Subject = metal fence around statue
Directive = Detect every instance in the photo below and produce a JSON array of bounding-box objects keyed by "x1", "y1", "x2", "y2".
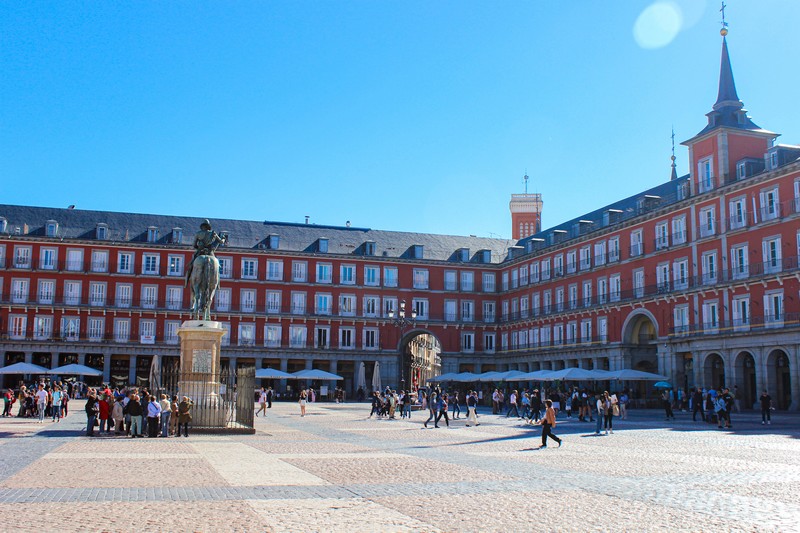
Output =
[{"x1": 154, "y1": 363, "x2": 255, "y2": 433}]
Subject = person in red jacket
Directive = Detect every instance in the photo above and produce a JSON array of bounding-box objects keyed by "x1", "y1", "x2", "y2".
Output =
[{"x1": 98, "y1": 393, "x2": 112, "y2": 433}]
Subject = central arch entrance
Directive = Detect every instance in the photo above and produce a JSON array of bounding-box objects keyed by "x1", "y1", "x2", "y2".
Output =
[
  {"x1": 621, "y1": 311, "x2": 659, "y2": 399},
  {"x1": 400, "y1": 330, "x2": 442, "y2": 391}
]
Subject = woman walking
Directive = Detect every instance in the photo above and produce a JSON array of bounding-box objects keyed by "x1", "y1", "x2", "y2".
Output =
[
  {"x1": 299, "y1": 389, "x2": 308, "y2": 417},
  {"x1": 536, "y1": 399, "x2": 562, "y2": 448},
  {"x1": 256, "y1": 388, "x2": 268, "y2": 417}
]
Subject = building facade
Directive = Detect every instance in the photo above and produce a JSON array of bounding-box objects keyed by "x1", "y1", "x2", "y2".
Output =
[{"x1": 2, "y1": 32, "x2": 799, "y2": 409}]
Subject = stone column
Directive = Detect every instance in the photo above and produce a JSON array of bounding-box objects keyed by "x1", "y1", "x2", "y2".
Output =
[
  {"x1": 790, "y1": 345, "x2": 800, "y2": 411},
  {"x1": 24, "y1": 352, "x2": 33, "y2": 365},
  {"x1": 128, "y1": 355, "x2": 138, "y2": 386},
  {"x1": 280, "y1": 358, "x2": 289, "y2": 395},
  {"x1": 177, "y1": 320, "x2": 227, "y2": 428},
  {"x1": 102, "y1": 352, "x2": 112, "y2": 385}
]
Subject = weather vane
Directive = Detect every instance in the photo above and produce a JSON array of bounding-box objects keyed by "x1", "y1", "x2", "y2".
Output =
[{"x1": 720, "y1": 2, "x2": 729, "y2": 36}]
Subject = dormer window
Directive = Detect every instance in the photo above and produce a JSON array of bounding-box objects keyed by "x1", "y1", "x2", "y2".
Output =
[
  {"x1": 318, "y1": 238, "x2": 329, "y2": 253},
  {"x1": 172, "y1": 228, "x2": 183, "y2": 244},
  {"x1": 364, "y1": 241, "x2": 376, "y2": 256},
  {"x1": 413, "y1": 245, "x2": 424, "y2": 259},
  {"x1": 147, "y1": 227, "x2": 159, "y2": 243},
  {"x1": 268, "y1": 234, "x2": 280, "y2": 250},
  {"x1": 0, "y1": 217, "x2": 7, "y2": 233},
  {"x1": 481, "y1": 250, "x2": 491, "y2": 263},
  {"x1": 736, "y1": 161, "x2": 746, "y2": 180},
  {"x1": 769, "y1": 151, "x2": 779, "y2": 170},
  {"x1": 46, "y1": 220, "x2": 58, "y2": 237},
  {"x1": 459, "y1": 248, "x2": 469, "y2": 262},
  {"x1": 96, "y1": 224, "x2": 108, "y2": 240}
]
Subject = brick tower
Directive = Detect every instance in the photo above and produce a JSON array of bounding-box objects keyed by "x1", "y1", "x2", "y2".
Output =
[{"x1": 509, "y1": 174, "x2": 543, "y2": 239}]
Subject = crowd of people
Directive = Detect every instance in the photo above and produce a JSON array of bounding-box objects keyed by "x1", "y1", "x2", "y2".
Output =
[{"x1": 3, "y1": 381, "x2": 74, "y2": 421}]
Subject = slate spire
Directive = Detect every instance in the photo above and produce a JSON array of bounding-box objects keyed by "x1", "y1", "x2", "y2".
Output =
[{"x1": 714, "y1": 37, "x2": 740, "y2": 110}]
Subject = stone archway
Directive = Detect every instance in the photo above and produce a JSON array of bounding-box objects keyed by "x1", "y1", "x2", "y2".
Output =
[
  {"x1": 621, "y1": 310, "x2": 659, "y2": 397},
  {"x1": 766, "y1": 349, "x2": 792, "y2": 410},
  {"x1": 733, "y1": 351, "x2": 757, "y2": 409},
  {"x1": 703, "y1": 353, "x2": 726, "y2": 390},
  {"x1": 400, "y1": 330, "x2": 442, "y2": 391}
]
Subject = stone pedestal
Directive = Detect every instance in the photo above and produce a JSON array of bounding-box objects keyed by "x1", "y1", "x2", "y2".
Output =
[{"x1": 178, "y1": 320, "x2": 227, "y2": 428}]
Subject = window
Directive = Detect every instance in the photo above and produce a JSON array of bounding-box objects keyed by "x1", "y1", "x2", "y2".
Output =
[
  {"x1": 289, "y1": 325, "x2": 307, "y2": 348},
  {"x1": 13, "y1": 246, "x2": 31, "y2": 269},
  {"x1": 147, "y1": 227, "x2": 159, "y2": 242},
  {"x1": 172, "y1": 228, "x2": 183, "y2": 244},
  {"x1": 519, "y1": 266, "x2": 528, "y2": 286},
  {"x1": 597, "y1": 278, "x2": 608, "y2": 305},
  {"x1": 239, "y1": 323, "x2": 256, "y2": 346},
  {"x1": 61, "y1": 317, "x2": 80, "y2": 341},
  {"x1": 215, "y1": 288, "x2": 231, "y2": 312},
  {"x1": 317, "y1": 238, "x2": 328, "y2": 253},
  {"x1": 511, "y1": 298, "x2": 519, "y2": 319},
  {"x1": 114, "y1": 319, "x2": 130, "y2": 343},
  {"x1": 265, "y1": 325, "x2": 282, "y2": 347},
  {"x1": 731, "y1": 244, "x2": 749, "y2": 280},
  {"x1": 530, "y1": 263, "x2": 539, "y2": 283},
  {"x1": 383, "y1": 267, "x2": 398, "y2": 287},
  {"x1": 9, "y1": 315, "x2": 27, "y2": 339},
  {"x1": 732, "y1": 296, "x2": 749, "y2": 329},
  {"x1": 579, "y1": 247, "x2": 591, "y2": 270},
  {"x1": 115, "y1": 284, "x2": 132, "y2": 307},
  {"x1": 34, "y1": 316, "x2": 52, "y2": 340},
  {"x1": 597, "y1": 316, "x2": 607, "y2": 343},
  {"x1": 581, "y1": 319, "x2": 592, "y2": 343},
  {"x1": 339, "y1": 294, "x2": 356, "y2": 316},
  {"x1": 165, "y1": 321, "x2": 179, "y2": 344},
  {"x1": 556, "y1": 287, "x2": 565, "y2": 312},
  {"x1": 461, "y1": 332, "x2": 475, "y2": 353},
  {"x1": 553, "y1": 324, "x2": 563, "y2": 345},
  {"x1": 541, "y1": 259, "x2": 551, "y2": 281},
  {"x1": 444, "y1": 271, "x2": 457, "y2": 291},
  {"x1": 241, "y1": 289, "x2": 256, "y2": 312},
  {"x1": 290, "y1": 292, "x2": 306, "y2": 314},
  {"x1": 762, "y1": 237, "x2": 782, "y2": 274},
  {"x1": 412, "y1": 269, "x2": 429, "y2": 289},
  {"x1": 672, "y1": 216, "x2": 686, "y2": 245},
  {"x1": 760, "y1": 187, "x2": 779, "y2": 221},
  {"x1": 566, "y1": 250, "x2": 577, "y2": 273},
  {"x1": 412, "y1": 298, "x2": 429, "y2": 320},
  {"x1": 655, "y1": 222, "x2": 669, "y2": 250},
  {"x1": 339, "y1": 327, "x2": 355, "y2": 349},
  {"x1": 594, "y1": 242, "x2": 606, "y2": 267},
  {"x1": 608, "y1": 237, "x2": 620, "y2": 262},
  {"x1": 340, "y1": 265, "x2": 355, "y2": 285},
  {"x1": 66, "y1": 249, "x2": 83, "y2": 272},
  {"x1": 673, "y1": 259, "x2": 689, "y2": 290},
  {"x1": 702, "y1": 301, "x2": 719, "y2": 331},
  {"x1": 242, "y1": 258, "x2": 258, "y2": 279},
  {"x1": 89, "y1": 282, "x2": 106, "y2": 306},
  {"x1": 267, "y1": 260, "x2": 284, "y2": 281},
  {"x1": 699, "y1": 207, "x2": 715, "y2": 238},
  {"x1": 610, "y1": 274, "x2": 621, "y2": 302},
  {"x1": 444, "y1": 300, "x2": 457, "y2": 321},
  {"x1": 266, "y1": 291, "x2": 282, "y2": 314},
  {"x1": 315, "y1": 293, "x2": 332, "y2": 315},
  {"x1": 764, "y1": 291, "x2": 783, "y2": 326},
  {"x1": 38, "y1": 280, "x2": 54, "y2": 305},
  {"x1": 139, "y1": 285, "x2": 156, "y2": 309},
  {"x1": 363, "y1": 296, "x2": 380, "y2": 317},
  {"x1": 364, "y1": 266, "x2": 380, "y2": 286},
  {"x1": 520, "y1": 296, "x2": 529, "y2": 318},
  {"x1": 382, "y1": 297, "x2": 397, "y2": 318},
  {"x1": 96, "y1": 225, "x2": 108, "y2": 240},
  {"x1": 45, "y1": 221, "x2": 58, "y2": 237},
  {"x1": 64, "y1": 281, "x2": 81, "y2": 305},
  {"x1": 89, "y1": 318, "x2": 105, "y2": 341},
  {"x1": 553, "y1": 255, "x2": 564, "y2": 277},
  {"x1": 502, "y1": 272, "x2": 509, "y2": 291},
  {"x1": 461, "y1": 301, "x2": 474, "y2": 322},
  {"x1": 316, "y1": 262, "x2": 332, "y2": 283},
  {"x1": 215, "y1": 257, "x2": 230, "y2": 278},
  {"x1": 140, "y1": 320, "x2": 156, "y2": 344},
  {"x1": 483, "y1": 332, "x2": 495, "y2": 353},
  {"x1": 543, "y1": 291, "x2": 552, "y2": 314},
  {"x1": 656, "y1": 263, "x2": 670, "y2": 292},
  {"x1": 142, "y1": 254, "x2": 159, "y2": 275},
  {"x1": 40, "y1": 248, "x2": 57, "y2": 270},
  {"x1": 267, "y1": 234, "x2": 280, "y2": 250},
  {"x1": 91, "y1": 250, "x2": 108, "y2": 272},
  {"x1": 117, "y1": 252, "x2": 132, "y2": 274},
  {"x1": 698, "y1": 156, "x2": 714, "y2": 192},
  {"x1": 364, "y1": 241, "x2": 376, "y2": 256},
  {"x1": 483, "y1": 301, "x2": 496, "y2": 322},
  {"x1": 168, "y1": 255, "x2": 184, "y2": 276},
  {"x1": 167, "y1": 287, "x2": 183, "y2": 310},
  {"x1": 633, "y1": 269, "x2": 645, "y2": 298},
  {"x1": 729, "y1": 198, "x2": 747, "y2": 230},
  {"x1": 630, "y1": 230, "x2": 643, "y2": 257},
  {"x1": 292, "y1": 261, "x2": 307, "y2": 282},
  {"x1": 701, "y1": 252, "x2": 717, "y2": 284},
  {"x1": 363, "y1": 328, "x2": 379, "y2": 350},
  {"x1": 582, "y1": 281, "x2": 592, "y2": 307},
  {"x1": 482, "y1": 272, "x2": 496, "y2": 292},
  {"x1": 674, "y1": 305, "x2": 690, "y2": 335}
]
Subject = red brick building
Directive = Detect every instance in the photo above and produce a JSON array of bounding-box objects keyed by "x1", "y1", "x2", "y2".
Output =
[{"x1": 2, "y1": 32, "x2": 799, "y2": 409}]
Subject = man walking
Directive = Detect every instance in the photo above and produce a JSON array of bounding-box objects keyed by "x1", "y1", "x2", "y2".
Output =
[
  {"x1": 466, "y1": 390, "x2": 480, "y2": 427},
  {"x1": 760, "y1": 390, "x2": 772, "y2": 425},
  {"x1": 692, "y1": 387, "x2": 705, "y2": 422}
]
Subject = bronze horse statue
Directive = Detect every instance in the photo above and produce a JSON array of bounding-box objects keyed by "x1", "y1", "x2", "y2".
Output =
[{"x1": 188, "y1": 254, "x2": 220, "y2": 321}]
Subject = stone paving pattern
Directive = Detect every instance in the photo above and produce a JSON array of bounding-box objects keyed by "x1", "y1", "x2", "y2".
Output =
[{"x1": 0, "y1": 402, "x2": 798, "y2": 532}]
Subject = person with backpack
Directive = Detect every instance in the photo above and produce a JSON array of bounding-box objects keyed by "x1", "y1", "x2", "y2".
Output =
[
  {"x1": 466, "y1": 390, "x2": 480, "y2": 427},
  {"x1": 536, "y1": 399, "x2": 562, "y2": 448}
]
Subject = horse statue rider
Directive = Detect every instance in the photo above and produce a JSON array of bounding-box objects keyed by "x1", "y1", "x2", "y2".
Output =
[{"x1": 185, "y1": 219, "x2": 228, "y2": 321}]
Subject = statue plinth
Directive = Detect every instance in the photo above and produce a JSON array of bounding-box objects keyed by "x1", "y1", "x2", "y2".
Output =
[{"x1": 178, "y1": 320, "x2": 226, "y2": 428}]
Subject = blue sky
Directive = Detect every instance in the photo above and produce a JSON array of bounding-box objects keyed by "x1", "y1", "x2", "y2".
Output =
[{"x1": 2, "y1": 1, "x2": 799, "y2": 239}]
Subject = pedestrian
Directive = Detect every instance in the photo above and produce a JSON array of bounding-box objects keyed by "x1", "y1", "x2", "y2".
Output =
[
  {"x1": 85, "y1": 391, "x2": 99, "y2": 436},
  {"x1": 450, "y1": 391, "x2": 461, "y2": 419},
  {"x1": 266, "y1": 386, "x2": 274, "y2": 409},
  {"x1": 2, "y1": 389, "x2": 14, "y2": 417},
  {"x1": 51, "y1": 387, "x2": 63, "y2": 422},
  {"x1": 146, "y1": 395, "x2": 161, "y2": 438},
  {"x1": 160, "y1": 394, "x2": 171, "y2": 437},
  {"x1": 536, "y1": 399, "x2": 562, "y2": 448},
  {"x1": 170, "y1": 395, "x2": 180, "y2": 436},
  {"x1": 466, "y1": 390, "x2": 480, "y2": 427},
  {"x1": 492, "y1": 389, "x2": 500, "y2": 414},
  {"x1": 619, "y1": 390, "x2": 628, "y2": 420},
  {"x1": 127, "y1": 394, "x2": 144, "y2": 437},
  {"x1": 299, "y1": 389, "x2": 308, "y2": 417},
  {"x1": 178, "y1": 396, "x2": 192, "y2": 437},
  {"x1": 424, "y1": 392, "x2": 438, "y2": 428},
  {"x1": 603, "y1": 392, "x2": 616, "y2": 434},
  {"x1": 721, "y1": 388, "x2": 734, "y2": 428},
  {"x1": 506, "y1": 390, "x2": 520, "y2": 418},
  {"x1": 435, "y1": 393, "x2": 450, "y2": 428},
  {"x1": 714, "y1": 394, "x2": 727, "y2": 429},
  {"x1": 692, "y1": 387, "x2": 705, "y2": 422},
  {"x1": 256, "y1": 387, "x2": 267, "y2": 417},
  {"x1": 530, "y1": 390, "x2": 542, "y2": 423},
  {"x1": 733, "y1": 385, "x2": 741, "y2": 414},
  {"x1": 35, "y1": 384, "x2": 48, "y2": 424},
  {"x1": 403, "y1": 391, "x2": 412, "y2": 419},
  {"x1": 759, "y1": 390, "x2": 772, "y2": 425},
  {"x1": 112, "y1": 397, "x2": 125, "y2": 434},
  {"x1": 595, "y1": 392, "x2": 605, "y2": 435},
  {"x1": 662, "y1": 390, "x2": 675, "y2": 420},
  {"x1": 369, "y1": 392, "x2": 380, "y2": 418}
]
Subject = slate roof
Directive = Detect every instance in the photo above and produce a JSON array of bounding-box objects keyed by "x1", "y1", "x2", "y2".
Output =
[{"x1": 0, "y1": 204, "x2": 516, "y2": 265}]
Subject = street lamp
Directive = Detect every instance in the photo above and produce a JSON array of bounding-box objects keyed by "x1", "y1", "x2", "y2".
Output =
[{"x1": 388, "y1": 300, "x2": 418, "y2": 390}]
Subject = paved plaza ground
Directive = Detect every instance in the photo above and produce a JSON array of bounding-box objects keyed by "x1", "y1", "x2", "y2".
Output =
[{"x1": 0, "y1": 402, "x2": 798, "y2": 532}]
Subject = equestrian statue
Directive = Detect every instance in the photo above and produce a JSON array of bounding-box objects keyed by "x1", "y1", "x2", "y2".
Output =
[{"x1": 185, "y1": 219, "x2": 228, "y2": 321}]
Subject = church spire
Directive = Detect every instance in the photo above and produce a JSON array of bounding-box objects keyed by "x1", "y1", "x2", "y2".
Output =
[
  {"x1": 670, "y1": 127, "x2": 678, "y2": 181},
  {"x1": 714, "y1": 36, "x2": 740, "y2": 110}
]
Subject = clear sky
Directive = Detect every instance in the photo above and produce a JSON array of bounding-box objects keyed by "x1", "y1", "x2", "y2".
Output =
[{"x1": 2, "y1": 1, "x2": 799, "y2": 239}]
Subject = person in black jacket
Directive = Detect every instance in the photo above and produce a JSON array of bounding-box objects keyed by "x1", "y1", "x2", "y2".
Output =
[
  {"x1": 84, "y1": 392, "x2": 99, "y2": 437},
  {"x1": 126, "y1": 395, "x2": 144, "y2": 437}
]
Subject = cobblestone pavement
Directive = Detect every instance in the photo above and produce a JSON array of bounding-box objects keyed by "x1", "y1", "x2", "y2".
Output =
[{"x1": 0, "y1": 403, "x2": 798, "y2": 532}]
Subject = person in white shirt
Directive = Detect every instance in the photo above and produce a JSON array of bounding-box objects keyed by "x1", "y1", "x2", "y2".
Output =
[
  {"x1": 146, "y1": 395, "x2": 162, "y2": 438},
  {"x1": 256, "y1": 388, "x2": 267, "y2": 418},
  {"x1": 35, "y1": 384, "x2": 48, "y2": 423}
]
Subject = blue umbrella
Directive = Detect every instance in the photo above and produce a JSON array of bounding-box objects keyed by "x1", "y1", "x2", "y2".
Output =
[{"x1": 653, "y1": 381, "x2": 672, "y2": 388}]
